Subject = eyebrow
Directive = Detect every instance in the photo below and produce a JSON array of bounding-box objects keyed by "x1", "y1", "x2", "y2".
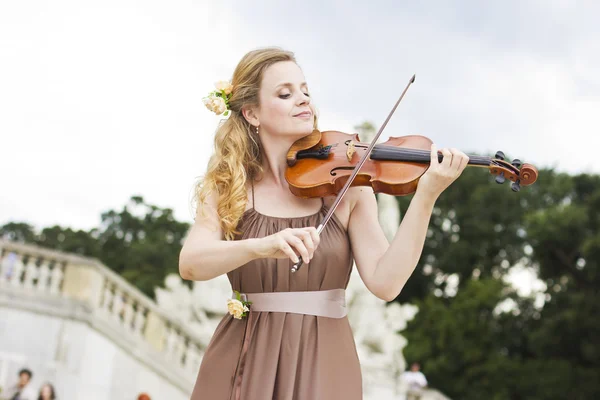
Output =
[{"x1": 275, "y1": 82, "x2": 308, "y2": 89}]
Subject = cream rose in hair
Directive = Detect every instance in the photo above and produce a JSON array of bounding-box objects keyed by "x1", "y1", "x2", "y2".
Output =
[
  {"x1": 202, "y1": 80, "x2": 233, "y2": 116},
  {"x1": 227, "y1": 298, "x2": 249, "y2": 319},
  {"x1": 210, "y1": 96, "x2": 227, "y2": 115},
  {"x1": 203, "y1": 95, "x2": 228, "y2": 115},
  {"x1": 215, "y1": 80, "x2": 233, "y2": 95},
  {"x1": 202, "y1": 96, "x2": 214, "y2": 111}
]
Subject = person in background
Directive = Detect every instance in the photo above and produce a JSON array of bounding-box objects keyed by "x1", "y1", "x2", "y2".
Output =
[
  {"x1": 137, "y1": 393, "x2": 151, "y2": 400},
  {"x1": 37, "y1": 383, "x2": 56, "y2": 400},
  {"x1": 5, "y1": 368, "x2": 37, "y2": 400},
  {"x1": 403, "y1": 362, "x2": 428, "y2": 400}
]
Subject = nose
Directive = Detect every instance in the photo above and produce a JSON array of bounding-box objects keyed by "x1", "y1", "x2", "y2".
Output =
[{"x1": 296, "y1": 91, "x2": 310, "y2": 106}]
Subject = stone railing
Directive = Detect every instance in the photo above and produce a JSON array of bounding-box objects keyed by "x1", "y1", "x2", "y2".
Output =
[{"x1": 0, "y1": 240, "x2": 203, "y2": 389}]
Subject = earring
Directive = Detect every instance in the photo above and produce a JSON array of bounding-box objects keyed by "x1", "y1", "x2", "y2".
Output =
[{"x1": 255, "y1": 126, "x2": 259, "y2": 135}]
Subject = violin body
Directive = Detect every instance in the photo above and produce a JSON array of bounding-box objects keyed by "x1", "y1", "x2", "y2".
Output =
[{"x1": 285, "y1": 129, "x2": 538, "y2": 198}]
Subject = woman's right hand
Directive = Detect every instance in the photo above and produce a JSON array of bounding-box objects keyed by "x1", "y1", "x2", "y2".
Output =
[{"x1": 254, "y1": 227, "x2": 320, "y2": 264}]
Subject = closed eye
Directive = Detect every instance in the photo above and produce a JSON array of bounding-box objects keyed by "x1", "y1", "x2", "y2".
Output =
[{"x1": 279, "y1": 93, "x2": 309, "y2": 99}]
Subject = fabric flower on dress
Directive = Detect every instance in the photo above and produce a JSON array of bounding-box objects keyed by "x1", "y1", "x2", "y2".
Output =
[{"x1": 227, "y1": 290, "x2": 251, "y2": 319}]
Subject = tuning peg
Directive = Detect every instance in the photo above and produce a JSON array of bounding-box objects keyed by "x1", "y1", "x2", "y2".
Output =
[
  {"x1": 495, "y1": 172, "x2": 506, "y2": 184},
  {"x1": 512, "y1": 159, "x2": 522, "y2": 168},
  {"x1": 495, "y1": 151, "x2": 505, "y2": 160},
  {"x1": 511, "y1": 179, "x2": 521, "y2": 192}
]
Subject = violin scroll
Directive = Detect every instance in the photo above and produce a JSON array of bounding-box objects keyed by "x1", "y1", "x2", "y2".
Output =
[{"x1": 489, "y1": 150, "x2": 538, "y2": 192}]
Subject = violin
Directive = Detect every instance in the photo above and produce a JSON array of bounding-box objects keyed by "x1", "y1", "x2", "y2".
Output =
[
  {"x1": 286, "y1": 74, "x2": 538, "y2": 273},
  {"x1": 285, "y1": 129, "x2": 538, "y2": 198}
]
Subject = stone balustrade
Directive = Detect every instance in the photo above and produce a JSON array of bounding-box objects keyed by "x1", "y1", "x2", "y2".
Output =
[
  {"x1": 0, "y1": 239, "x2": 203, "y2": 387},
  {"x1": 0, "y1": 238, "x2": 451, "y2": 400}
]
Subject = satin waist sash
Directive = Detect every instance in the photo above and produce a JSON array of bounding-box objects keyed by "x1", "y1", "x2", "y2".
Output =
[{"x1": 234, "y1": 288, "x2": 347, "y2": 319}]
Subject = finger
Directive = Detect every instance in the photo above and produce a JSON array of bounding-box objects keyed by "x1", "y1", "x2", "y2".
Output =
[
  {"x1": 294, "y1": 230, "x2": 315, "y2": 259},
  {"x1": 430, "y1": 143, "x2": 440, "y2": 166},
  {"x1": 280, "y1": 241, "x2": 299, "y2": 263},
  {"x1": 288, "y1": 235, "x2": 310, "y2": 264},
  {"x1": 440, "y1": 148, "x2": 453, "y2": 169},
  {"x1": 304, "y1": 227, "x2": 321, "y2": 248},
  {"x1": 458, "y1": 152, "x2": 470, "y2": 173},
  {"x1": 450, "y1": 148, "x2": 461, "y2": 170}
]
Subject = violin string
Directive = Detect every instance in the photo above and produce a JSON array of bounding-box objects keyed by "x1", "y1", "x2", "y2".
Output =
[
  {"x1": 332, "y1": 150, "x2": 494, "y2": 164},
  {"x1": 371, "y1": 145, "x2": 493, "y2": 165},
  {"x1": 330, "y1": 153, "x2": 511, "y2": 173},
  {"x1": 374, "y1": 144, "x2": 491, "y2": 160}
]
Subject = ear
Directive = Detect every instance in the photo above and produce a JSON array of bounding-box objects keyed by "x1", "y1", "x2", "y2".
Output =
[{"x1": 241, "y1": 105, "x2": 260, "y2": 128}]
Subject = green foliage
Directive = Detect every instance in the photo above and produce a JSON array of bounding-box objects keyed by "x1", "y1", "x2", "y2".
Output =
[
  {"x1": 93, "y1": 196, "x2": 190, "y2": 297},
  {"x1": 394, "y1": 166, "x2": 569, "y2": 303},
  {"x1": 353, "y1": 120, "x2": 599, "y2": 398},
  {"x1": 398, "y1": 167, "x2": 600, "y2": 398},
  {"x1": 1, "y1": 196, "x2": 190, "y2": 298}
]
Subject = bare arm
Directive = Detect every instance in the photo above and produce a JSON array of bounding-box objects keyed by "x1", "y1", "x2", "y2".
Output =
[
  {"x1": 347, "y1": 187, "x2": 436, "y2": 301},
  {"x1": 348, "y1": 145, "x2": 469, "y2": 301},
  {"x1": 179, "y1": 191, "x2": 320, "y2": 281},
  {"x1": 179, "y1": 192, "x2": 257, "y2": 281}
]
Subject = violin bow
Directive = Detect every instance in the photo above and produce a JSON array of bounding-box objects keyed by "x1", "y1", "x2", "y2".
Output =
[{"x1": 291, "y1": 74, "x2": 416, "y2": 272}]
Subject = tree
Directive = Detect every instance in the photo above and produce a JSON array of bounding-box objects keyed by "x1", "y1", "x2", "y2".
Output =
[
  {"x1": 399, "y1": 168, "x2": 600, "y2": 398},
  {"x1": 1, "y1": 195, "x2": 190, "y2": 299},
  {"x1": 94, "y1": 196, "x2": 190, "y2": 297},
  {"x1": 1, "y1": 222, "x2": 37, "y2": 243},
  {"x1": 350, "y1": 120, "x2": 600, "y2": 398}
]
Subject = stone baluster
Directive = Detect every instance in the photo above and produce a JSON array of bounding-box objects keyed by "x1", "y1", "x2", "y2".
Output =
[
  {"x1": 49, "y1": 262, "x2": 63, "y2": 295},
  {"x1": 100, "y1": 283, "x2": 114, "y2": 315},
  {"x1": 9, "y1": 255, "x2": 24, "y2": 288},
  {"x1": 165, "y1": 326, "x2": 177, "y2": 358},
  {"x1": 23, "y1": 257, "x2": 38, "y2": 290},
  {"x1": 111, "y1": 288, "x2": 124, "y2": 323},
  {"x1": 174, "y1": 333, "x2": 186, "y2": 366},
  {"x1": 36, "y1": 260, "x2": 51, "y2": 292},
  {"x1": 133, "y1": 304, "x2": 147, "y2": 337},
  {"x1": 0, "y1": 252, "x2": 11, "y2": 285},
  {"x1": 122, "y1": 296, "x2": 135, "y2": 331}
]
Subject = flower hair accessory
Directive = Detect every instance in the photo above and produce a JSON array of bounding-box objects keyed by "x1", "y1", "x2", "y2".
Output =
[
  {"x1": 227, "y1": 290, "x2": 252, "y2": 319},
  {"x1": 203, "y1": 80, "x2": 233, "y2": 116}
]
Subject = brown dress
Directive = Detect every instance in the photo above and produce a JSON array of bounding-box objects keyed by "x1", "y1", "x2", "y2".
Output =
[{"x1": 190, "y1": 190, "x2": 363, "y2": 400}]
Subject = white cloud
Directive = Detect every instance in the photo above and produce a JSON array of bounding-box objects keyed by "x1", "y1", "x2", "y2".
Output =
[
  {"x1": 1, "y1": 1, "x2": 599, "y2": 231},
  {"x1": 0, "y1": 1, "x2": 247, "y2": 229}
]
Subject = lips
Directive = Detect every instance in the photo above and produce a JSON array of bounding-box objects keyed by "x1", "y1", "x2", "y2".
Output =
[{"x1": 294, "y1": 111, "x2": 312, "y2": 117}]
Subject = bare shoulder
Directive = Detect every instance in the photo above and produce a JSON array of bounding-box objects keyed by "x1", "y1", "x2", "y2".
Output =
[
  {"x1": 322, "y1": 185, "x2": 378, "y2": 230},
  {"x1": 190, "y1": 190, "x2": 222, "y2": 239},
  {"x1": 350, "y1": 185, "x2": 377, "y2": 206}
]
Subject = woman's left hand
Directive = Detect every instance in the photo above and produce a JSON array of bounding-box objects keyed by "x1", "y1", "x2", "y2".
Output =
[{"x1": 416, "y1": 144, "x2": 469, "y2": 201}]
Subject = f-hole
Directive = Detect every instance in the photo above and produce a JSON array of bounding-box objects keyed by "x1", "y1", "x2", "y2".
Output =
[{"x1": 330, "y1": 166, "x2": 355, "y2": 176}]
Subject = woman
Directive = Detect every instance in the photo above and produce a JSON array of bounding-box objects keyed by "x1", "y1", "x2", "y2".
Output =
[
  {"x1": 179, "y1": 47, "x2": 468, "y2": 400},
  {"x1": 37, "y1": 383, "x2": 56, "y2": 400}
]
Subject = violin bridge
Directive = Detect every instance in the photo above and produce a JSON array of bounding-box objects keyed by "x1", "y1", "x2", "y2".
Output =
[{"x1": 346, "y1": 141, "x2": 356, "y2": 161}]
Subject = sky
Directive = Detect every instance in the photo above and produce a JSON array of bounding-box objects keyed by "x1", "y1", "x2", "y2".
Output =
[{"x1": 1, "y1": 0, "x2": 599, "y2": 233}]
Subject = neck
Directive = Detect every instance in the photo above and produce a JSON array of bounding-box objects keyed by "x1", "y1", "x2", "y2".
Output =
[{"x1": 259, "y1": 134, "x2": 297, "y2": 187}]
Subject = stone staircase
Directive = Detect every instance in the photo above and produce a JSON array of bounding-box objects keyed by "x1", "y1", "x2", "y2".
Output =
[
  {"x1": 0, "y1": 239, "x2": 202, "y2": 399},
  {"x1": 0, "y1": 238, "x2": 450, "y2": 400}
]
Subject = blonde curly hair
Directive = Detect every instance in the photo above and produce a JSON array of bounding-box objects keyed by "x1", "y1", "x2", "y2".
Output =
[{"x1": 194, "y1": 47, "x2": 318, "y2": 240}]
